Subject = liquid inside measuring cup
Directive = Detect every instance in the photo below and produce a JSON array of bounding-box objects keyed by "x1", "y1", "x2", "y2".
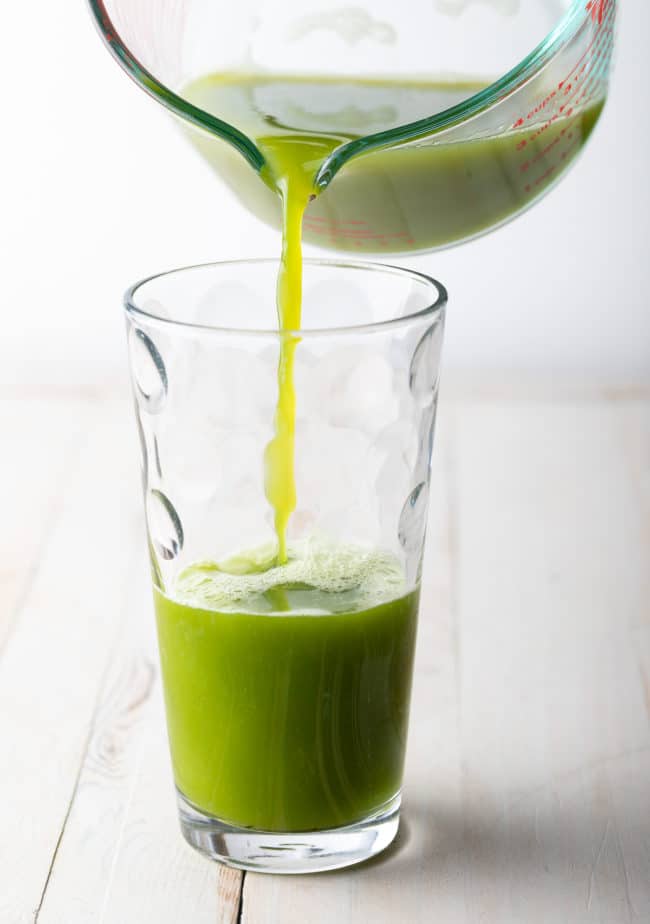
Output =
[
  {"x1": 184, "y1": 73, "x2": 604, "y2": 253},
  {"x1": 182, "y1": 72, "x2": 604, "y2": 559}
]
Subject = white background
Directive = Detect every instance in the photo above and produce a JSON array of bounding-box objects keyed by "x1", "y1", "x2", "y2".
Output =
[{"x1": 1, "y1": 0, "x2": 648, "y2": 388}]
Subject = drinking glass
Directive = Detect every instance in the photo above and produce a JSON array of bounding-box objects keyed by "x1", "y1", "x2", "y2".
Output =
[{"x1": 125, "y1": 259, "x2": 446, "y2": 872}]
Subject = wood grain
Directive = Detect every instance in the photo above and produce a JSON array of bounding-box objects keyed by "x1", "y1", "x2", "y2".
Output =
[
  {"x1": 0, "y1": 395, "x2": 93, "y2": 651},
  {"x1": 34, "y1": 437, "x2": 243, "y2": 921},
  {"x1": 82, "y1": 686, "x2": 239, "y2": 924},
  {"x1": 0, "y1": 397, "x2": 141, "y2": 924},
  {"x1": 36, "y1": 573, "x2": 157, "y2": 924},
  {"x1": 453, "y1": 400, "x2": 650, "y2": 923}
]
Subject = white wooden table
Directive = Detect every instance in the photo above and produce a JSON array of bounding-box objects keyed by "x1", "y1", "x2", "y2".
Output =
[{"x1": 1, "y1": 385, "x2": 649, "y2": 924}]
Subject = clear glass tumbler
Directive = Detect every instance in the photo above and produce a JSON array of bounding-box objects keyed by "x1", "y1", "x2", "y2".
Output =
[{"x1": 125, "y1": 259, "x2": 446, "y2": 873}]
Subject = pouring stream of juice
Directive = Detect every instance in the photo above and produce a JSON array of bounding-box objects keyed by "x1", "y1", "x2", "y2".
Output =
[
  {"x1": 183, "y1": 73, "x2": 603, "y2": 562},
  {"x1": 258, "y1": 132, "x2": 342, "y2": 563}
]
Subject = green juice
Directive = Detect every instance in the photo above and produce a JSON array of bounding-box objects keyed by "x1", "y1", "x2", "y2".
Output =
[
  {"x1": 154, "y1": 543, "x2": 418, "y2": 831},
  {"x1": 184, "y1": 73, "x2": 604, "y2": 253}
]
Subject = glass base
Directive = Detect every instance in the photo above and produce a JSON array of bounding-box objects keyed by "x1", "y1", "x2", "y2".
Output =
[{"x1": 177, "y1": 790, "x2": 401, "y2": 874}]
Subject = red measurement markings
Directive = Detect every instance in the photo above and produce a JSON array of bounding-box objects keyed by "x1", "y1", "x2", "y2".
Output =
[
  {"x1": 554, "y1": 70, "x2": 602, "y2": 130},
  {"x1": 522, "y1": 112, "x2": 561, "y2": 148},
  {"x1": 523, "y1": 133, "x2": 578, "y2": 193},
  {"x1": 587, "y1": 0, "x2": 612, "y2": 26},
  {"x1": 512, "y1": 1, "x2": 614, "y2": 133},
  {"x1": 520, "y1": 123, "x2": 577, "y2": 175},
  {"x1": 304, "y1": 218, "x2": 410, "y2": 242},
  {"x1": 562, "y1": 66, "x2": 606, "y2": 110},
  {"x1": 307, "y1": 224, "x2": 373, "y2": 237},
  {"x1": 512, "y1": 89, "x2": 558, "y2": 129},
  {"x1": 520, "y1": 132, "x2": 563, "y2": 172},
  {"x1": 514, "y1": 21, "x2": 612, "y2": 155},
  {"x1": 563, "y1": 7, "x2": 614, "y2": 88},
  {"x1": 555, "y1": 42, "x2": 611, "y2": 118},
  {"x1": 304, "y1": 217, "x2": 366, "y2": 228},
  {"x1": 304, "y1": 220, "x2": 414, "y2": 248}
]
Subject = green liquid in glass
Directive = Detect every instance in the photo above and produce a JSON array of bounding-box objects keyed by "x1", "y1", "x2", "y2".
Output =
[{"x1": 154, "y1": 549, "x2": 418, "y2": 832}]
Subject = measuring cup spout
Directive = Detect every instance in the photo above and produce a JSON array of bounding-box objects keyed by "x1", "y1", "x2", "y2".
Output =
[{"x1": 88, "y1": 0, "x2": 616, "y2": 254}]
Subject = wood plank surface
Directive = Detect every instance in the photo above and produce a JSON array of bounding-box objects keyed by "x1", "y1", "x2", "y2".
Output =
[
  {"x1": 0, "y1": 395, "x2": 92, "y2": 651},
  {"x1": 0, "y1": 397, "x2": 144, "y2": 924},
  {"x1": 32, "y1": 415, "x2": 242, "y2": 923},
  {"x1": 452, "y1": 400, "x2": 650, "y2": 923},
  {"x1": 2, "y1": 391, "x2": 648, "y2": 923}
]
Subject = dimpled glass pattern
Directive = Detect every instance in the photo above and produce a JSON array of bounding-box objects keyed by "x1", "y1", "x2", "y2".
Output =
[{"x1": 126, "y1": 260, "x2": 446, "y2": 595}]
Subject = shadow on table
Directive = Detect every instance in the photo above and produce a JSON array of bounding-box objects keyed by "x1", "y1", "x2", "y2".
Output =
[{"x1": 330, "y1": 753, "x2": 650, "y2": 901}]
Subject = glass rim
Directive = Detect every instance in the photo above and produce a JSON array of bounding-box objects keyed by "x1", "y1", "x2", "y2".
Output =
[{"x1": 124, "y1": 258, "x2": 447, "y2": 338}]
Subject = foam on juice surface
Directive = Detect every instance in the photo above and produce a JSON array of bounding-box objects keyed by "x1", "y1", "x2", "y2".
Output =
[{"x1": 172, "y1": 537, "x2": 406, "y2": 615}]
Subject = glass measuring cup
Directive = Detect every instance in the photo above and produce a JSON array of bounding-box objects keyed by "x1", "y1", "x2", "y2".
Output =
[{"x1": 88, "y1": 0, "x2": 616, "y2": 251}]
